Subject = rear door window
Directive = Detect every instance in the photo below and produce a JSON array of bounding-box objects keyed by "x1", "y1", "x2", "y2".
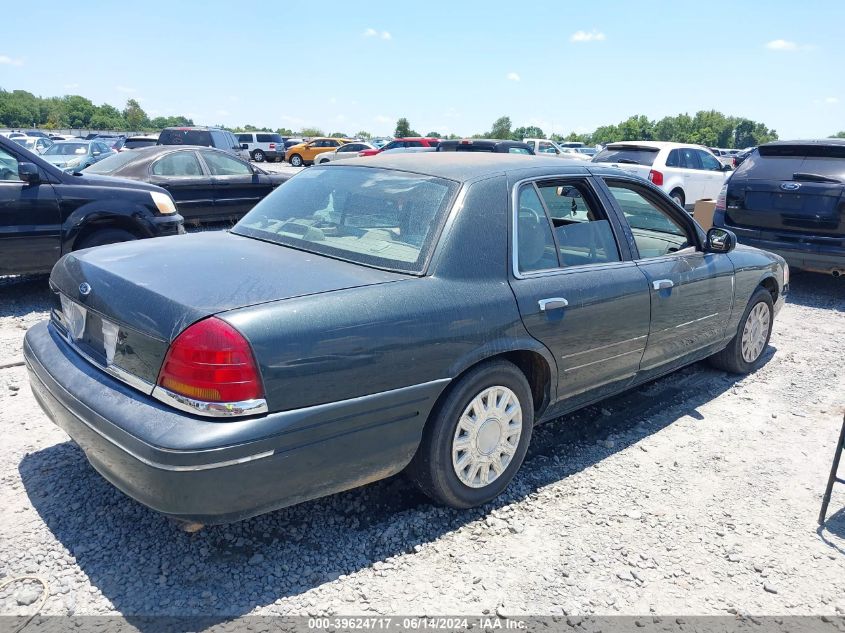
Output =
[
  {"x1": 151, "y1": 151, "x2": 204, "y2": 177},
  {"x1": 679, "y1": 148, "x2": 702, "y2": 170},
  {"x1": 593, "y1": 147, "x2": 658, "y2": 166}
]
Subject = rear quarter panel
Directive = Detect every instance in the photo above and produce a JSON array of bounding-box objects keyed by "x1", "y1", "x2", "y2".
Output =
[{"x1": 726, "y1": 245, "x2": 785, "y2": 332}]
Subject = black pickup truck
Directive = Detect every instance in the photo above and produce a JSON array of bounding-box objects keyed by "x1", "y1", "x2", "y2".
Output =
[{"x1": 0, "y1": 135, "x2": 184, "y2": 276}]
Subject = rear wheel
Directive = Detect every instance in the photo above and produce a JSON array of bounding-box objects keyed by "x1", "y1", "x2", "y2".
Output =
[
  {"x1": 289, "y1": 154, "x2": 303, "y2": 167},
  {"x1": 252, "y1": 149, "x2": 265, "y2": 162},
  {"x1": 408, "y1": 360, "x2": 533, "y2": 508},
  {"x1": 670, "y1": 189, "x2": 685, "y2": 208},
  {"x1": 76, "y1": 228, "x2": 137, "y2": 250},
  {"x1": 709, "y1": 287, "x2": 774, "y2": 373}
]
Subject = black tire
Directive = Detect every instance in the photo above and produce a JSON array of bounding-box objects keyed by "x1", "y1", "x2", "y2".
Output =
[
  {"x1": 709, "y1": 287, "x2": 774, "y2": 374},
  {"x1": 670, "y1": 189, "x2": 685, "y2": 208},
  {"x1": 408, "y1": 360, "x2": 534, "y2": 508},
  {"x1": 76, "y1": 228, "x2": 137, "y2": 250},
  {"x1": 289, "y1": 154, "x2": 303, "y2": 167},
  {"x1": 252, "y1": 149, "x2": 265, "y2": 162}
]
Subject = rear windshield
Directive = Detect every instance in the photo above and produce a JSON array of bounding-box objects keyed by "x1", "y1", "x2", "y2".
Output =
[
  {"x1": 233, "y1": 166, "x2": 458, "y2": 274},
  {"x1": 256, "y1": 133, "x2": 283, "y2": 143},
  {"x1": 123, "y1": 139, "x2": 157, "y2": 149},
  {"x1": 735, "y1": 145, "x2": 845, "y2": 181},
  {"x1": 593, "y1": 146, "x2": 658, "y2": 166},
  {"x1": 44, "y1": 143, "x2": 88, "y2": 155},
  {"x1": 83, "y1": 150, "x2": 139, "y2": 174},
  {"x1": 158, "y1": 129, "x2": 212, "y2": 147}
]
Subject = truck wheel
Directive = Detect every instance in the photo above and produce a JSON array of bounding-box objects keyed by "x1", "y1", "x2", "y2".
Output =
[
  {"x1": 252, "y1": 149, "x2": 265, "y2": 162},
  {"x1": 709, "y1": 287, "x2": 774, "y2": 374},
  {"x1": 76, "y1": 229, "x2": 137, "y2": 250},
  {"x1": 408, "y1": 360, "x2": 533, "y2": 508}
]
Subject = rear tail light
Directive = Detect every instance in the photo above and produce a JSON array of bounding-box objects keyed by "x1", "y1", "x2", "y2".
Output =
[
  {"x1": 155, "y1": 317, "x2": 265, "y2": 415},
  {"x1": 269, "y1": 143, "x2": 275, "y2": 149},
  {"x1": 648, "y1": 170, "x2": 664, "y2": 186},
  {"x1": 715, "y1": 184, "x2": 728, "y2": 212}
]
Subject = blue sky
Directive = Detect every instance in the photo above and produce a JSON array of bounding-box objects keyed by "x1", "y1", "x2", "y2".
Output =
[{"x1": 2, "y1": 1, "x2": 843, "y2": 138}]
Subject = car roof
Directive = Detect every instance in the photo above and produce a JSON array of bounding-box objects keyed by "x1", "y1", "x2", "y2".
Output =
[
  {"x1": 339, "y1": 152, "x2": 590, "y2": 182},
  {"x1": 605, "y1": 141, "x2": 698, "y2": 150},
  {"x1": 761, "y1": 138, "x2": 845, "y2": 148}
]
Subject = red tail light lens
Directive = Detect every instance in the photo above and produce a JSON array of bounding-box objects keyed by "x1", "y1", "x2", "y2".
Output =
[
  {"x1": 648, "y1": 169, "x2": 664, "y2": 186},
  {"x1": 269, "y1": 143, "x2": 275, "y2": 149},
  {"x1": 157, "y1": 317, "x2": 263, "y2": 403},
  {"x1": 715, "y1": 184, "x2": 728, "y2": 212}
]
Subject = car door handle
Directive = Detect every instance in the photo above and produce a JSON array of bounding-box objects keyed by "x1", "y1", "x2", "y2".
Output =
[
  {"x1": 652, "y1": 279, "x2": 674, "y2": 290},
  {"x1": 538, "y1": 297, "x2": 569, "y2": 311}
]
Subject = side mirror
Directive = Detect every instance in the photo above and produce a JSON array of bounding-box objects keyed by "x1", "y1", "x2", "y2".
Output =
[
  {"x1": 705, "y1": 227, "x2": 737, "y2": 254},
  {"x1": 722, "y1": 163, "x2": 733, "y2": 171},
  {"x1": 18, "y1": 162, "x2": 40, "y2": 184}
]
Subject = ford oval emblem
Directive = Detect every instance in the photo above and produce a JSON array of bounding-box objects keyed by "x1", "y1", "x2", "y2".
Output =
[
  {"x1": 781, "y1": 182, "x2": 801, "y2": 191},
  {"x1": 78, "y1": 282, "x2": 92, "y2": 297}
]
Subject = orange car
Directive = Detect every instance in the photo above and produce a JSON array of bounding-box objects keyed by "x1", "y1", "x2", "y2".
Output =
[{"x1": 285, "y1": 138, "x2": 353, "y2": 166}]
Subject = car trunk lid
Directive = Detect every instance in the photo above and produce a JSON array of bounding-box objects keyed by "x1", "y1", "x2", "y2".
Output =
[{"x1": 49, "y1": 231, "x2": 405, "y2": 389}]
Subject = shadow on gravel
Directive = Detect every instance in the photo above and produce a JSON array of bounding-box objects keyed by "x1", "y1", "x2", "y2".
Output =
[
  {"x1": 19, "y1": 358, "x2": 750, "y2": 626},
  {"x1": 818, "y1": 508, "x2": 845, "y2": 556},
  {"x1": 785, "y1": 271, "x2": 845, "y2": 312},
  {"x1": 0, "y1": 275, "x2": 52, "y2": 319}
]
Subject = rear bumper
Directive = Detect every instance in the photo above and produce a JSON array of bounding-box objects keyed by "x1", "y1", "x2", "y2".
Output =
[
  {"x1": 715, "y1": 214, "x2": 845, "y2": 275},
  {"x1": 24, "y1": 321, "x2": 446, "y2": 524}
]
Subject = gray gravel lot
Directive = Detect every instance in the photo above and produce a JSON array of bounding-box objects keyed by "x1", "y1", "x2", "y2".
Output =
[{"x1": 0, "y1": 260, "x2": 843, "y2": 620}]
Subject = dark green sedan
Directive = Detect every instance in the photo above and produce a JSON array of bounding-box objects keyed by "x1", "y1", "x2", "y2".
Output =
[{"x1": 24, "y1": 153, "x2": 788, "y2": 525}]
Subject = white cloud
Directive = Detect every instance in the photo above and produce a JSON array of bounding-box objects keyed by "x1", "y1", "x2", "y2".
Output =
[
  {"x1": 116, "y1": 85, "x2": 136, "y2": 93},
  {"x1": 825, "y1": 96, "x2": 839, "y2": 104},
  {"x1": 506, "y1": 72, "x2": 521, "y2": 82},
  {"x1": 363, "y1": 27, "x2": 391, "y2": 40},
  {"x1": 0, "y1": 55, "x2": 23, "y2": 66},
  {"x1": 765, "y1": 39, "x2": 798, "y2": 51},
  {"x1": 328, "y1": 96, "x2": 337, "y2": 104},
  {"x1": 570, "y1": 30, "x2": 606, "y2": 43},
  {"x1": 374, "y1": 114, "x2": 392, "y2": 124},
  {"x1": 216, "y1": 109, "x2": 230, "y2": 116}
]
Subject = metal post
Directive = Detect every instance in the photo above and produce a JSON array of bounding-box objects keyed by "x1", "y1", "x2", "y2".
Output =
[{"x1": 819, "y1": 413, "x2": 845, "y2": 525}]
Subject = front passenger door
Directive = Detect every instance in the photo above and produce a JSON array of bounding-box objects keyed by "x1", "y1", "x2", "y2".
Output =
[
  {"x1": 200, "y1": 150, "x2": 267, "y2": 219},
  {"x1": 600, "y1": 178, "x2": 735, "y2": 373}
]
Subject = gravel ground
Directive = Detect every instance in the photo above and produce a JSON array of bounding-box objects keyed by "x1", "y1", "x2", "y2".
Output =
[{"x1": 0, "y1": 269, "x2": 843, "y2": 620}]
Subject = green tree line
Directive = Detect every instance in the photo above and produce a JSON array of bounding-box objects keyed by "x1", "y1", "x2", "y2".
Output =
[{"x1": 0, "y1": 89, "x2": 193, "y2": 131}]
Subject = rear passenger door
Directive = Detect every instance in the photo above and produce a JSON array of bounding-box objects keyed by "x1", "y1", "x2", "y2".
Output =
[
  {"x1": 508, "y1": 176, "x2": 652, "y2": 411},
  {"x1": 599, "y1": 177, "x2": 735, "y2": 373}
]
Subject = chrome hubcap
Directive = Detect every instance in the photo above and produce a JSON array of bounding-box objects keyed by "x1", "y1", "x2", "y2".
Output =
[
  {"x1": 741, "y1": 301, "x2": 770, "y2": 363},
  {"x1": 452, "y1": 386, "x2": 522, "y2": 489}
]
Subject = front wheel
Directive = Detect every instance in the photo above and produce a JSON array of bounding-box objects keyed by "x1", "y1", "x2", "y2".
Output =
[
  {"x1": 709, "y1": 287, "x2": 774, "y2": 373},
  {"x1": 76, "y1": 228, "x2": 138, "y2": 250},
  {"x1": 408, "y1": 360, "x2": 533, "y2": 508},
  {"x1": 289, "y1": 154, "x2": 303, "y2": 167}
]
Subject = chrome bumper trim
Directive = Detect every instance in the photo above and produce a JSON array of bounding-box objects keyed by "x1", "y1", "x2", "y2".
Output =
[{"x1": 151, "y1": 386, "x2": 269, "y2": 418}]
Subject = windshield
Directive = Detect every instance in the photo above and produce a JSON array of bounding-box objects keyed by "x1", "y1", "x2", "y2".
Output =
[
  {"x1": 83, "y1": 150, "x2": 139, "y2": 174},
  {"x1": 233, "y1": 166, "x2": 458, "y2": 274},
  {"x1": 593, "y1": 146, "x2": 658, "y2": 166},
  {"x1": 13, "y1": 138, "x2": 36, "y2": 149},
  {"x1": 45, "y1": 143, "x2": 88, "y2": 156}
]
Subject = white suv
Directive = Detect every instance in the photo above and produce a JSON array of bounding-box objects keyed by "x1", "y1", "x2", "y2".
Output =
[
  {"x1": 592, "y1": 141, "x2": 731, "y2": 209},
  {"x1": 236, "y1": 132, "x2": 285, "y2": 162},
  {"x1": 523, "y1": 138, "x2": 591, "y2": 161}
]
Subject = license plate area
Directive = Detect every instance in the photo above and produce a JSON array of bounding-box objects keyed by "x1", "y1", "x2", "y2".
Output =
[{"x1": 57, "y1": 295, "x2": 119, "y2": 368}]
